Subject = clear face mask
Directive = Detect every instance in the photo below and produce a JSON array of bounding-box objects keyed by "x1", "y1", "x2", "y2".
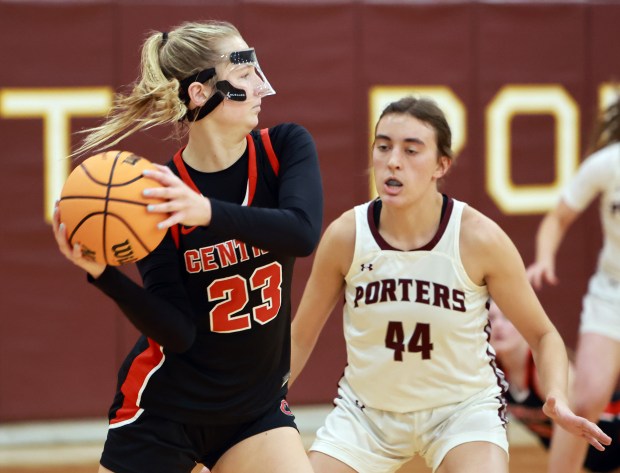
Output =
[
  {"x1": 216, "y1": 48, "x2": 276, "y2": 100},
  {"x1": 178, "y1": 48, "x2": 275, "y2": 121}
]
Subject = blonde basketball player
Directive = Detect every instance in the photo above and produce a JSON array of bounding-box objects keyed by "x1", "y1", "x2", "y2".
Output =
[{"x1": 290, "y1": 96, "x2": 611, "y2": 473}]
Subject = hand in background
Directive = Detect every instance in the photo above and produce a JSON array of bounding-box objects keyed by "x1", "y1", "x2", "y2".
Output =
[{"x1": 526, "y1": 260, "x2": 559, "y2": 290}]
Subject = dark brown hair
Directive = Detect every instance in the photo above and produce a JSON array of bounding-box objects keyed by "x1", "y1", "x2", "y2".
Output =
[{"x1": 377, "y1": 96, "x2": 454, "y2": 161}]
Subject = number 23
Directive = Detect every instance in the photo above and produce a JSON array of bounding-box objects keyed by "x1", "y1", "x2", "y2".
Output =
[{"x1": 207, "y1": 261, "x2": 282, "y2": 333}]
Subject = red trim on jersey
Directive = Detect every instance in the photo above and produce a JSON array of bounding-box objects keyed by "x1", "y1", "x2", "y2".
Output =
[
  {"x1": 171, "y1": 225, "x2": 180, "y2": 248},
  {"x1": 110, "y1": 338, "x2": 164, "y2": 425},
  {"x1": 169, "y1": 131, "x2": 278, "y2": 249},
  {"x1": 172, "y1": 147, "x2": 199, "y2": 244},
  {"x1": 246, "y1": 134, "x2": 258, "y2": 205},
  {"x1": 260, "y1": 128, "x2": 279, "y2": 176},
  {"x1": 171, "y1": 136, "x2": 258, "y2": 207},
  {"x1": 173, "y1": 147, "x2": 200, "y2": 193}
]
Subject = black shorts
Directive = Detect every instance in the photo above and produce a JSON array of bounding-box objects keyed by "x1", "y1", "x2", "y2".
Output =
[{"x1": 100, "y1": 398, "x2": 298, "y2": 473}]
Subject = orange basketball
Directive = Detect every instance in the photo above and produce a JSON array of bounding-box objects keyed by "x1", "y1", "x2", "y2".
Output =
[{"x1": 58, "y1": 150, "x2": 168, "y2": 266}]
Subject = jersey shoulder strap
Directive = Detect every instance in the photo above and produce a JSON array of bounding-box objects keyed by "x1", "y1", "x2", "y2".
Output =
[{"x1": 260, "y1": 127, "x2": 279, "y2": 176}]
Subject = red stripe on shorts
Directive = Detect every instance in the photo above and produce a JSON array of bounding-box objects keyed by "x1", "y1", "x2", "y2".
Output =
[
  {"x1": 604, "y1": 398, "x2": 620, "y2": 416},
  {"x1": 110, "y1": 339, "x2": 164, "y2": 425}
]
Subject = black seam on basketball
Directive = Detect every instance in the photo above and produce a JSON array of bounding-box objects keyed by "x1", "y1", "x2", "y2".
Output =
[
  {"x1": 106, "y1": 199, "x2": 149, "y2": 206},
  {"x1": 59, "y1": 196, "x2": 147, "y2": 206},
  {"x1": 108, "y1": 175, "x2": 146, "y2": 186},
  {"x1": 59, "y1": 196, "x2": 108, "y2": 202},
  {"x1": 75, "y1": 174, "x2": 145, "y2": 186},
  {"x1": 102, "y1": 152, "x2": 123, "y2": 264},
  {"x1": 68, "y1": 212, "x2": 106, "y2": 243},
  {"x1": 105, "y1": 213, "x2": 151, "y2": 252},
  {"x1": 78, "y1": 152, "x2": 146, "y2": 185},
  {"x1": 63, "y1": 151, "x2": 160, "y2": 265},
  {"x1": 78, "y1": 166, "x2": 117, "y2": 186}
]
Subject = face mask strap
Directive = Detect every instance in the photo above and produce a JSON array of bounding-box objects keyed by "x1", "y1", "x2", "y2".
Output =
[
  {"x1": 215, "y1": 81, "x2": 247, "y2": 101},
  {"x1": 184, "y1": 91, "x2": 225, "y2": 122},
  {"x1": 178, "y1": 68, "x2": 224, "y2": 122},
  {"x1": 178, "y1": 68, "x2": 216, "y2": 104},
  {"x1": 184, "y1": 80, "x2": 248, "y2": 122}
]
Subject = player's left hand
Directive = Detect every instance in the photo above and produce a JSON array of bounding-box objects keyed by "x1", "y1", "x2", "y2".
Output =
[
  {"x1": 142, "y1": 164, "x2": 212, "y2": 229},
  {"x1": 543, "y1": 396, "x2": 612, "y2": 451}
]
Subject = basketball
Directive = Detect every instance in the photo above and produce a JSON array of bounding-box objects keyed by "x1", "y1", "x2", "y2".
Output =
[{"x1": 58, "y1": 150, "x2": 167, "y2": 266}]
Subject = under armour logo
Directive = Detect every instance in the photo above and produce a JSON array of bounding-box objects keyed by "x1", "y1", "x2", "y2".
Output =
[
  {"x1": 355, "y1": 399, "x2": 366, "y2": 411},
  {"x1": 361, "y1": 263, "x2": 373, "y2": 271}
]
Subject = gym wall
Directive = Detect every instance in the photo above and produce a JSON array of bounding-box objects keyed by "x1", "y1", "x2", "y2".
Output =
[{"x1": 0, "y1": 0, "x2": 618, "y2": 421}]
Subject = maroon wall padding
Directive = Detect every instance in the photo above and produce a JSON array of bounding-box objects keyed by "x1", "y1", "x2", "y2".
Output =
[
  {"x1": 0, "y1": 0, "x2": 618, "y2": 420},
  {"x1": 475, "y1": 2, "x2": 592, "y2": 350}
]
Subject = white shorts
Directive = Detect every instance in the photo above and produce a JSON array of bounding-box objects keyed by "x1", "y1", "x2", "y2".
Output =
[
  {"x1": 580, "y1": 272, "x2": 620, "y2": 341},
  {"x1": 310, "y1": 378, "x2": 508, "y2": 473}
]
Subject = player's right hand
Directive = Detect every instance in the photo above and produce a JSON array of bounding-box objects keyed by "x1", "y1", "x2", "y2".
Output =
[
  {"x1": 142, "y1": 164, "x2": 212, "y2": 230},
  {"x1": 52, "y1": 203, "x2": 106, "y2": 278}
]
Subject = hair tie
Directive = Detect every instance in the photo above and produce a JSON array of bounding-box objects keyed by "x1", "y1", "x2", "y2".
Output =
[{"x1": 161, "y1": 31, "x2": 169, "y2": 45}]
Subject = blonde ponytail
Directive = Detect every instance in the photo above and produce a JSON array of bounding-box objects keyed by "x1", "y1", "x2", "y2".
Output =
[{"x1": 73, "y1": 21, "x2": 241, "y2": 157}]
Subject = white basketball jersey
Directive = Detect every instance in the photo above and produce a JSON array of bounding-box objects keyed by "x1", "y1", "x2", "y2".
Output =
[
  {"x1": 562, "y1": 143, "x2": 620, "y2": 281},
  {"x1": 342, "y1": 197, "x2": 506, "y2": 412}
]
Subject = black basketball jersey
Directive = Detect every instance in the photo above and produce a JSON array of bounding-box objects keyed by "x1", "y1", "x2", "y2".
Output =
[
  {"x1": 95, "y1": 123, "x2": 323, "y2": 426},
  {"x1": 503, "y1": 352, "x2": 620, "y2": 472}
]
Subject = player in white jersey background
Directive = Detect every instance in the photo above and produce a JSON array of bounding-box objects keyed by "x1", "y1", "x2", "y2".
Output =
[
  {"x1": 527, "y1": 95, "x2": 620, "y2": 473},
  {"x1": 290, "y1": 96, "x2": 611, "y2": 473}
]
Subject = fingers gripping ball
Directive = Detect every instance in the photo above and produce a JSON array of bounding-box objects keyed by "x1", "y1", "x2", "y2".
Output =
[{"x1": 59, "y1": 151, "x2": 167, "y2": 266}]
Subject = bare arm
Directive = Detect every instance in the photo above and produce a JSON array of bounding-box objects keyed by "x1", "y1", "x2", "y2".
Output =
[
  {"x1": 527, "y1": 199, "x2": 580, "y2": 290},
  {"x1": 461, "y1": 207, "x2": 610, "y2": 450},
  {"x1": 289, "y1": 210, "x2": 355, "y2": 386}
]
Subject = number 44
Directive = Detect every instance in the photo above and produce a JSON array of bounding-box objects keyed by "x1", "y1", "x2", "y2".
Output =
[{"x1": 384, "y1": 321, "x2": 433, "y2": 361}]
